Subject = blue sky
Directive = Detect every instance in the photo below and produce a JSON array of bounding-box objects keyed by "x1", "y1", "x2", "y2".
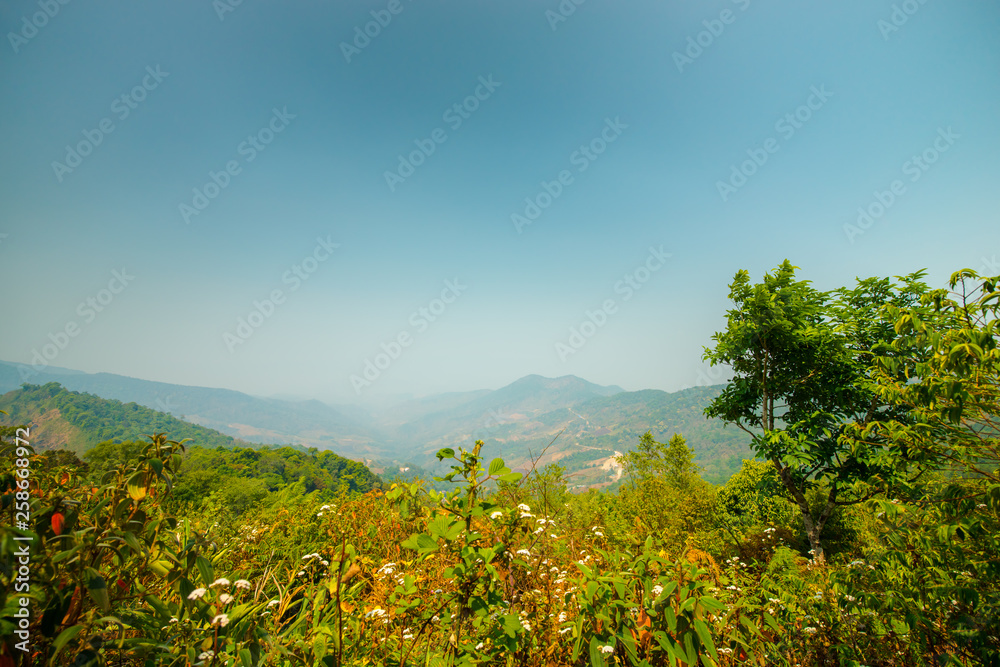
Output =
[{"x1": 1, "y1": 0, "x2": 998, "y2": 404}]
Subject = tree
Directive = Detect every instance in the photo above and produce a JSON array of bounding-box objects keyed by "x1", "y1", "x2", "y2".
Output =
[
  {"x1": 616, "y1": 432, "x2": 715, "y2": 549},
  {"x1": 703, "y1": 260, "x2": 928, "y2": 562}
]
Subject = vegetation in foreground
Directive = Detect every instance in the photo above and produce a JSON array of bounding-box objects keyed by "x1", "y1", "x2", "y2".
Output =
[{"x1": 1, "y1": 264, "x2": 998, "y2": 666}]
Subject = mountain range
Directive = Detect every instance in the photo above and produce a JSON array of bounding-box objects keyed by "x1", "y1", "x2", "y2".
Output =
[{"x1": 0, "y1": 361, "x2": 752, "y2": 485}]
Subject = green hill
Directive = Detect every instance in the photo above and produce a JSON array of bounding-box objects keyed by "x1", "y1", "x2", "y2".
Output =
[{"x1": 0, "y1": 382, "x2": 271, "y2": 454}]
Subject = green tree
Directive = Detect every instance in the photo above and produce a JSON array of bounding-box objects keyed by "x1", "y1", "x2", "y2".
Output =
[
  {"x1": 616, "y1": 432, "x2": 715, "y2": 549},
  {"x1": 703, "y1": 261, "x2": 928, "y2": 561}
]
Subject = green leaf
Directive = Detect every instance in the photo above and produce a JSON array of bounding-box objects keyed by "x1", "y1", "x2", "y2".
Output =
[
  {"x1": 498, "y1": 471, "x2": 523, "y2": 483},
  {"x1": 239, "y1": 648, "x2": 254, "y2": 667},
  {"x1": 401, "y1": 533, "x2": 439, "y2": 554},
  {"x1": 488, "y1": 458, "x2": 505, "y2": 475},
  {"x1": 196, "y1": 555, "x2": 214, "y2": 586},
  {"x1": 49, "y1": 625, "x2": 84, "y2": 666},
  {"x1": 693, "y1": 618, "x2": 717, "y2": 660},
  {"x1": 588, "y1": 637, "x2": 607, "y2": 667},
  {"x1": 436, "y1": 448, "x2": 455, "y2": 460}
]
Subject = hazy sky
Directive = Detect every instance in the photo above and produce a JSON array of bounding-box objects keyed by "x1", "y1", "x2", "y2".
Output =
[{"x1": 2, "y1": 0, "x2": 998, "y2": 404}]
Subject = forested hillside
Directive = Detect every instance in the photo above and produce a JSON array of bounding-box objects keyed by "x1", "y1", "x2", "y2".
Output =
[
  {"x1": 0, "y1": 383, "x2": 252, "y2": 453},
  {"x1": 1, "y1": 266, "x2": 997, "y2": 667}
]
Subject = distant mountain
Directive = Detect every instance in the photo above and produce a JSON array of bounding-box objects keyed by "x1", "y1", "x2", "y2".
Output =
[
  {"x1": 0, "y1": 361, "x2": 750, "y2": 485},
  {"x1": 391, "y1": 383, "x2": 750, "y2": 486},
  {"x1": 0, "y1": 361, "x2": 380, "y2": 456},
  {"x1": 0, "y1": 382, "x2": 262, "y2": 454}
]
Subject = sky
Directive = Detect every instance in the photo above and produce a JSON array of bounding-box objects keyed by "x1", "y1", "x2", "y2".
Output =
[{"x1": 1, "y1": 0, "x2": 998, "y2": 405}]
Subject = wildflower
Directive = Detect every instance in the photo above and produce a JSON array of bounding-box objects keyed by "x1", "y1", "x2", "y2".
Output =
[
  {"x1": 169, "y1": 617, "x2": 179, "y2": 623},
  {"x1": 212, "y1": 613, "x2": 230, "y2": 627},
  {"x1": 320, "y1": 560, "x2": 329, "y2": 566},
  {"x1": 187, "y1": 588, "x2": 207, "y2": 600},
  {"x1": 210, "y1": 578, "x2": 230, "y2": 588},
  {"x1": 520, "y1": 512, "x2": 534, "y2": 519},
  {"x1": 804, "y1": 627, "x2": 817, "y2": 634},
  {"x1": 558, "y1": 611, "x2": 567, "y2": 622},
  {"x1": 718, "y1": 648, "x2": 733, "y2": 655},
  {"x1": 475, "y1": 642, "x2": 484, "y2": 650},
  {"x1": 267, "y1": 599, "x2": 280, "y2": 607},
  {"x1": 320, "y1": 504, "x2": 332, "y2": 510},
  {"x1": 365, "y1": 608, "x2": 387, "y2": 619},
  {"x1": 601, "y1": 645, "x2": 614, "y2": 654},
  {"x1": 218, "y1": 593, "x2": 233, "y2": 604},
  {"x1": 490, "y1": 511, "x2": 503, "y2": 519},
  {"x1": 517, "y1": 503, "x2": 531, "y2": 512},
  {"x1": 378, "y1": 563, "x2": 397, "y2": 576},
  {"x1": 652, "y1": 585, "x2": 664, "y2": 596},
  {"x1": 559, "y1": 626, "x2": 572, "y2": 634},
  {"x1": 593, "y1": 530, "x2": 604, "y2": 537},
  {"x1": 521, "y1": 620, "x2": 532, "y2": 631},
  {"x1": 516, "y1": 549, "x2": 531, "y2": 557},
  {"x1": 234, "y1": 579, "x2": 252, "y2": 590},
  {"x1": 198, "y1": 651, "x2": 215, "y2": 660}
]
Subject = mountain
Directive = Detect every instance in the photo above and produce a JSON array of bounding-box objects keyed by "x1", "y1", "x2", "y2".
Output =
[
  {"x1": 388, "y1": 383, "x2": 750, "y2": 486},
  {"x1": 0, "y1": 382, "x2": 263, "y2": 454},
  {"x1": 0, "y1": 361, "x2": 379, "y2": 456},
  {"x1": 0, "y1": 361, "x2": 751, "y2": 485}
]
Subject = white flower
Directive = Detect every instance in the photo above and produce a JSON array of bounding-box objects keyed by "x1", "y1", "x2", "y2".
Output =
[
  {"x1": 187, "y1": 588, "x2": 207, "y2": 600},
  {"x1": 218, "y1": 593, "x2": 233, "y2": 604},
  {"x1": 520, "y1": 512, "x2": 534, "y2": 519},
  {"x1": 320, "y1": 504, "x2": 332, "y2": 510},
  {"x1": 521, "y1": 620, "x2": 531, "y2": 631},
  {"x1": 516, "y1": 549, "x2": 531, "y2": 557},
  {"x1": 212, "y1": 613, "x2": 230, "y2": 627},
  {"x1": 365, "y1": 608, "x2": 387, "y2": 619},
  {"x1": 559, "y1": 626, "x2": 572, "y2": 634},
  {"x1": 804, "y1": 627, "x2": 817, "y2": 634},
  {"x1": 652, "y1": 585, "x2": 664, "y2": 596},
  {"x1": 267, "y1": 599, "x2": 280, "y2": 607},
  {"x1": 475, "y1": 642, "x2": 484, "y2": 650},
  {"x1": 234, "y1": 579, "x2": 251, "y2": 590},
  {"x1": 600, "y1": 645, "x2": 614, "y2": 654},
  {"x1": 517, "y1": 503, "x2": 531, "y2": 512},
  {"x1": 378, "y1": 563, "x2": 397, "y2": 576},
  {"x1": 593, "y1": 531, "x2": 604, "y2": 537},
  {"x1": 198, "y1": 651, "x2": 215, "y2": 660},
  {"x1": 317, "y1": 512, "x2": 324, "y2": 517},
  {"x1": 210, "y1": 578, "x2": 230, "y2": 588},
  {"x1": 490, "y1": 511, "x2": 503, "y2": 519},
  {"x1": 718, "y1": 648, "x2": 733, "y2": 655}
]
